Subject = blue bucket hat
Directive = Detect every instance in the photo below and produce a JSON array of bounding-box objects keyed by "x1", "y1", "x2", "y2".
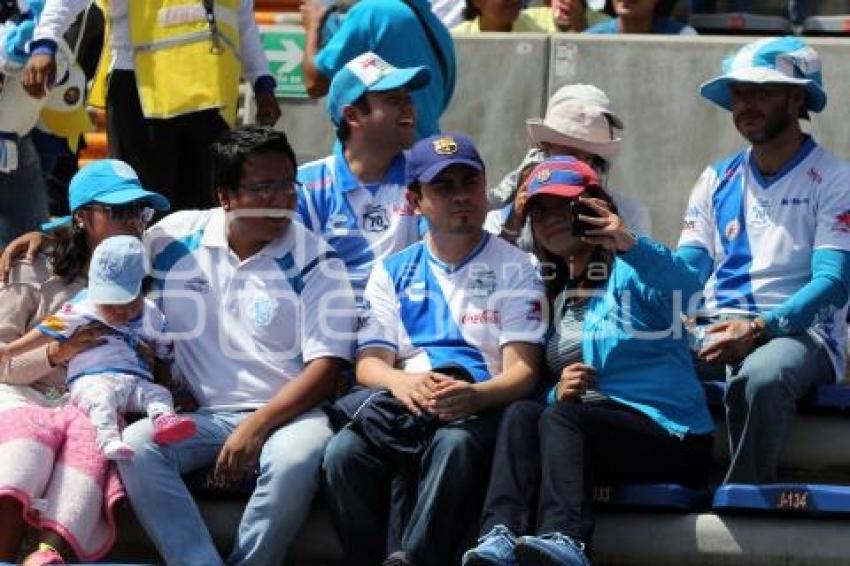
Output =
[
  {"x1": 88, "y1": 235, "x2": 148, "y2": 305},
  {"x1": 326, "y1": 51, "x2": 430, "y2": 126},
  {"x1": 405, "y1": 133, "x2": 485, "y2": 184},
  {"x1": 41, "y1": 159, "x2": 170, "y2": 231},
  {"x1": 700, "y1": 36, "x2": 826, "y2": 113}
]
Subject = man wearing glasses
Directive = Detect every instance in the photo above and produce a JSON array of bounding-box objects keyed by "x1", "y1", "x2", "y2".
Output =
[
  {"x1": 115, "y1": 125, "x2": 357, "y2": 565},
  {"x1": 297, "y1": 52, "x2": 431, "y2": 303}
]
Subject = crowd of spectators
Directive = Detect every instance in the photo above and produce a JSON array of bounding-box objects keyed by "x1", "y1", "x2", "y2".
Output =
[{"x1": 0, "y1": 1, "x2": 848, "y2": 566}]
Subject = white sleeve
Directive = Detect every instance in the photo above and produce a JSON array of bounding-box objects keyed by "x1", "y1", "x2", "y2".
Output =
[
  {"x1": 677, "y1": 167, "x2": 717, "y2": 256},
  {"x1": 814, "y1": 162, "x2": 850, "y2": 252},
  {"x1": 237, "y1": 0, "x2": 271, "y2": 85},
  {"x1": 495, "y1": 255, "x2": 547, "y2": 347},
  {"x1": 33, "y1": 0, "x2": 91, "y2": 42},
  {"x1": 356, "y1": 263, "x2": 400, "y2": 353},
  {"x1": 300, "y1": 254, "x2": 357, "y2": 363}
]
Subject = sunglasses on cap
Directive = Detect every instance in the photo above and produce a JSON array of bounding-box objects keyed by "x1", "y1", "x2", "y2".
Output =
[{"x1": 86, "y1": 202, "x2": 156, "y2": 224}]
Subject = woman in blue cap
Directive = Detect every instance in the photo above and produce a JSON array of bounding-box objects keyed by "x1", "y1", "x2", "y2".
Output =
[{"x1": 0, "y1": 159, "x2": 168, "y2": 565}]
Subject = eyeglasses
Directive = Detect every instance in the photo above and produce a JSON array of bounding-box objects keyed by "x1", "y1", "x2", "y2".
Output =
[
  {"x1": 238, "y1": 179, "x2": 303, "y2": 199},
  {"x1": 88, "y1": 202, "x2": 155, "y2": 224}
]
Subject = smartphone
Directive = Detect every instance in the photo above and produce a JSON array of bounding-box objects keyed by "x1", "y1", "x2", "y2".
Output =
[{"x1": 570, "y1": 200, "x2": 597, "y2": 237}]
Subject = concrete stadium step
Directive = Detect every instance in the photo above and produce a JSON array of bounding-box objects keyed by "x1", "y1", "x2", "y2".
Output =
[{"x1": 106, "y1": 499, "x2": 850, "y2": 565}]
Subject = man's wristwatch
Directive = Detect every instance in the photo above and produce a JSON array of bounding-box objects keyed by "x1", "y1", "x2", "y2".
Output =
[{"x1": 748, "y1": 318, "x2": 771, "y2": 347}]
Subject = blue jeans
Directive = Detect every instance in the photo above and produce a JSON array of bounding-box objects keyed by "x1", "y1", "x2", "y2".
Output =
[
  {"x1": 724, "y1": 333, "x2": 832, "y2": 484},
  {"x1": 0, "y1": 135, "x2": 48, "y2": 248},
  {"x1": 117, "y1": 407, "x2": 333, "y2": 566},
  {"x1": 323, "y1": 412, "x2": 502, "y2": 566}
]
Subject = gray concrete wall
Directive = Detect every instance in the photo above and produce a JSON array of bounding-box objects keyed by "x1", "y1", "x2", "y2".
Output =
[{"x1": 276, "y1": 36, "x2": 850, "y2": 246}]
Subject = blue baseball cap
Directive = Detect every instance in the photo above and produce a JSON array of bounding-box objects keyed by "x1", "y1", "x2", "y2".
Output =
[
  {"x1": 700, "y1": 36, "x2": 826, "y2": 113},
  {"x1": 326, "y1": 52, "x2": 430, "y2": 126},
  {"x1": 88, "y1": 235, "x2": 148, "y2": 305},
  {"x1": 405, "y1": 133, "x2": 485, "y2": 184},
  {"x1": 41, "y1": 159, "x2": 170, "y2": 231}
]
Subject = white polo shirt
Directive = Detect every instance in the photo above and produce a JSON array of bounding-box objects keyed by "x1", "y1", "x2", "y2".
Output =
[
  {"x1": 358, "y1": 233, "x2": 547, "y2": 381},
  {"x1": 679, "y1": 138, "x2": 850, "y2": 377},
  {"x1": 146, "y1": 208, "x2": 356, "y2": 410}
]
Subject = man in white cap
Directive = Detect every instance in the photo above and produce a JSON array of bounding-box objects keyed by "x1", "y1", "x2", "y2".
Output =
[
  {"x1": 679, "y1": 37, "x2": 850, "y2": 484},
  {"x1": 487, "y1": 83, "x2": 651, "y2": 242},
  {"x1": 297, "y1": 52, "x2": 431, "y2": 302}
]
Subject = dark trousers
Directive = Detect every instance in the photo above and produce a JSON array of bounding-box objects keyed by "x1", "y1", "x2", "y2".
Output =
[
  {"x1": 323, "y1": 412, "x2": 502, "y2": 566},
  {"x1": 106, "y1": 70, "x2": 228, "y2": 212},
  {"x1": 480, "y1": 400, "x2": 713, "y2": 545}
]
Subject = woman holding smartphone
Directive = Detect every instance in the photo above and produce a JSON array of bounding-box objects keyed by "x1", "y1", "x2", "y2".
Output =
[{"x1": 463, "y1": 156, "x2": 714, "y2": 566}]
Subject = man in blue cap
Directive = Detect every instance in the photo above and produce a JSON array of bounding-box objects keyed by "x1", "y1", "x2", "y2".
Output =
[
  {"x1": 297, "y1": 52, "x2": 431, "y2": 302},
  {"x1": 678, "y1": 37, "x2": 850, "y2": 484},
  {"x1": 323, "y1": 133, "x2": 546, "y2": 565},
  {"x1": 300, "y1": 0, "x2": 455, "y2": 140}
]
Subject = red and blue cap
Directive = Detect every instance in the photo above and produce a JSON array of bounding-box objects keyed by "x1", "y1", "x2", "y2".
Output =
[{"x1": 525, "y1": 156, "x2": 603, "y2": 202}]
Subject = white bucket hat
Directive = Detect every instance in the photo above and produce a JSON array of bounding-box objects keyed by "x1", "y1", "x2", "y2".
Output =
[
  {"x1": 526, "y1": 84, "x2": 623, "y2": 164},
  {"x1": 700, "y1": 36, "x2": 826, "y2": 113}
]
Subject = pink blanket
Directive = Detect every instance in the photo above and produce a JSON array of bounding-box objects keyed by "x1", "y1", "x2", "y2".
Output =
[{"x1": 0, "y1": 402, "x2": 125, "y2": 562}]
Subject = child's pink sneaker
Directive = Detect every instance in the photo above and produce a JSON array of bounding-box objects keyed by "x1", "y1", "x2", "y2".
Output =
[
  {"x1": 152, "y1": 413, "x2": 196, "y2": 445},
  {"x1": 24, "y1": 543, "x2": 65, "y2": 565}
]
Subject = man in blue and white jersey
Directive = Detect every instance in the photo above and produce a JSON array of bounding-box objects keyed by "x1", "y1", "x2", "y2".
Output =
[
  {"x1": 323, "y1": 133, "x2": 546, "y2": 566},
  {"x1": 679, "y1": 37, "x2": 850, "y2": 484},
  {"x1": 297, "y1": 52, "x2": 430, "y2": 301},
  {"x1": 117, "y1": 126, "x2": 357, "y2": 565}
]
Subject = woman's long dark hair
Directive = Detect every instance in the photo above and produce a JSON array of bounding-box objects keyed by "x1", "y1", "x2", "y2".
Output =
[{"x1": 50, "y1": 223, "x2": 90, "y2": 284}]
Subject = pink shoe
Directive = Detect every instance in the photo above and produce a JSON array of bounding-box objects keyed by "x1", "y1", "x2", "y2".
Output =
[
  {"x1": 24, "y1": 545, "x2": 65, "y2": 565},
  {"x1": 153, "y1": 413, "x2": 196, "y2": 445}
]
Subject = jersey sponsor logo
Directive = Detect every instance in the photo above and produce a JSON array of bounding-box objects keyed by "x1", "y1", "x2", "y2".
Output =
[
  {"x1": 526, "y1": 298, "x2": 543, "y2": 322},
  {"x1": 469, "y1": 266, "x2": 497, "y2": 299},
  {"x1": 184, "y1": 276, "x2": 210, "y2": 294},
  {"x1": 833, "y1": 211, "x2": 850, "y2": 234},
  {"x1": 724, "y1": 219, "x2": 740, "y2": 241},
  {"x1": 356, "y1": 300, "x2": 371, "y2": 331},
  {"x1": 779, "y1": 197, "x2": 810, "y2": 206},
  {"x1": 807, "y1": 167, "x2": 823, "y2": 185},
  {"x1": 362, "y1": 204, "x2": 390, "y2": 233},
  {"x1": 460, "y1": 309, "x2": 500, "y2": 325}
]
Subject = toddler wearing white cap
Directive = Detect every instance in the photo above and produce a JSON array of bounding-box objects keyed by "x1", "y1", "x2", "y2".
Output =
[{"x1": 1, "y1": 235, "x2": 195, "y2": 460}]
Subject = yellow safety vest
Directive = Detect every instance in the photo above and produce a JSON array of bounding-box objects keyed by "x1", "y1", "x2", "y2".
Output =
[{"x1": 90, "y1": 0, "x2": 242, "y2": 126}]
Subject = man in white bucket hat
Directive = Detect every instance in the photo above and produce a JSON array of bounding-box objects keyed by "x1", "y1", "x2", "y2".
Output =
[
  {"x1": 678, "y1": 37, "x2": 850, "y2": 484},
  {"x1": 486, "y1": 83, "x2": 651, "y2": 242}
]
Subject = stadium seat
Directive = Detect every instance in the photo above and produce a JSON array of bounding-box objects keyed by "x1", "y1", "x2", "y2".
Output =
[
  {"x1": 806, "y1": 382, "x2": 850, "y2": 410},
  {"x1": 593, "y1": 483, "x2": 712, "y2": 511},
  {"x1": 713, "y1": 483, "x2": 850, "y2": 515},
  {"x1": 803, "y1": 15, "x2": 850, "y2": 34},
  {"x1": 690, "y1": 12, "x2": 793, "y2": 34}
]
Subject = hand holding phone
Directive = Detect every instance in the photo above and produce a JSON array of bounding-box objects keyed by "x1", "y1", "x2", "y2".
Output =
[{"x1": 570, "y1": 199, "x2": 597, "y2": 236}]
